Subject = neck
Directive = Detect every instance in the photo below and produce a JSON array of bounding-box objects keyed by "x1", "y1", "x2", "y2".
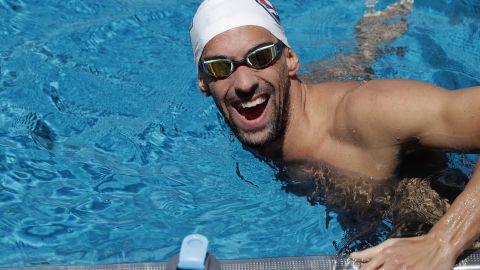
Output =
[{"x1": 255, "y1": 79, "x2": 310, "y2": 161}]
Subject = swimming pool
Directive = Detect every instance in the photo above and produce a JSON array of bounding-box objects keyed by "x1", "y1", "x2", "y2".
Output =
[{"x1": 0, "y1": 0, "x2": 479, "y2": 267}]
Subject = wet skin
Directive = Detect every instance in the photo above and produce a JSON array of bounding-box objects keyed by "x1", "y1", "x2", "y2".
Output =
[{"x1": 197, "y1": 25, "x2": 480, "y2": 270}]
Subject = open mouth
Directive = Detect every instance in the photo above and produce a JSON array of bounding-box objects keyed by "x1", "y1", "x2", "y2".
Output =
[{"x1": 234, "y1": 95, "x2": 269, "y2": 121}]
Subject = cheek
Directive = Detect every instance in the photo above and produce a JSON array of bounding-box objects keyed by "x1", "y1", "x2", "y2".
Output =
[
  {"x1": 278, "y1": 58, "x2": 291, "y2": 78},
  {"x1": 268, "y1": 62, "x2": 290, "y2": 92},
  {"x1": 267, "y1": 57, "x2": 290, "y2": 80},
  {"x1": 207, "y1": 81, "x2": 227, "y2": 98},
  {"x1": 208, "y1": 82, "x2": 232, "y2": 111}
]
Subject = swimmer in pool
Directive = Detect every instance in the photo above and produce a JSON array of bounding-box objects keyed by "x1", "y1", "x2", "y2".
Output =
[{"x1": 189, "y1": 0, "x2": 480, "y2": 269}]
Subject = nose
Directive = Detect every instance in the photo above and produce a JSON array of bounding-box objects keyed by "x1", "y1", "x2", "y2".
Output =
[{"x1": 232, "y1": 65, "x2": 259, "y2": 97}]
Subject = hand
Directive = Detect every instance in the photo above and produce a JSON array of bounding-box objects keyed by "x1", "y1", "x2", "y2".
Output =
[{"x1": 350, "y1": 233, "x2": 457, "y2": 270}]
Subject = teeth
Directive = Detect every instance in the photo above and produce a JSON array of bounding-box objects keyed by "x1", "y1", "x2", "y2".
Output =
[{"x1": 240, "y1": 96, "x2": 267, "y2": 109}]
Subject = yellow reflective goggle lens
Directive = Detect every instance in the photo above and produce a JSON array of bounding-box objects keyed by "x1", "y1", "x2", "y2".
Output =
[
  {"x1": 204, "y1": 60, "x2": 233, "y2": 78},
  {"x1": 246, "y1": 44, "x2": 277, "y2": 68}
]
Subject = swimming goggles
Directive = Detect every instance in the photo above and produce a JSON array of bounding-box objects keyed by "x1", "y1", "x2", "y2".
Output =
[{"x1": 200, "y1": 41, "x2": 284, "y2": 79}]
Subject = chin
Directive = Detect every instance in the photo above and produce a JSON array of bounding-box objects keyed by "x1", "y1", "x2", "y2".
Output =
[{"x1": 235, "y1": 127, "x2": 278, "y2": 147}]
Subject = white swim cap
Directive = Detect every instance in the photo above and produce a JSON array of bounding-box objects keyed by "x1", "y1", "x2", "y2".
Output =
[{"x1": 190, "y1": 0, "x2": 290, "y2": 68}]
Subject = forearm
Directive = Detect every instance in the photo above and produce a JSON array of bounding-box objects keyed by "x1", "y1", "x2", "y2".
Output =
[{"x1": 430, "y1": 159, "x2": 480, "y2": 257}]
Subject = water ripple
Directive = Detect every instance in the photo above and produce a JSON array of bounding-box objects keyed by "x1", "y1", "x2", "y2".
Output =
[
  {"x1": 149, "y1": 188, "x2": 195, "y2": 218},
  {"x1": 0, "y1": 0, "x2": 26, "y2": 13},
  {"x1": 93, "y1": 175, "x2": 147, "y2": 194},
  {"x1": 0, "y1": 0, "x2": 478, "y2": 267},
  {"x1": 20, "y1": 223, "x2": 72, "y2": 240}
]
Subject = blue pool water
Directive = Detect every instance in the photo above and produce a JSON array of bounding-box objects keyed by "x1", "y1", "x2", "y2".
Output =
[{"x1": 0, "y1": 0, "x2": 479, "y2": 267}]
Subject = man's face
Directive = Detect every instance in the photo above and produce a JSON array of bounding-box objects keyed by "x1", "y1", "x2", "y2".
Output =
[{"x1": 198, "y1": 26, "x2": 295, "y2": 147}]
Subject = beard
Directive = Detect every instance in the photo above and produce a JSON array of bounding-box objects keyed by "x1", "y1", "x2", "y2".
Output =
[{"x1": 226, "y1": 79, "x2": 291, "y2": 148}]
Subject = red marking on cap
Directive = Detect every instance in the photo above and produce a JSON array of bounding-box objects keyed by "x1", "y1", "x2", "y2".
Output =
[{"x1": 255, "y1": 0, "x2": 281, "y2": 24}]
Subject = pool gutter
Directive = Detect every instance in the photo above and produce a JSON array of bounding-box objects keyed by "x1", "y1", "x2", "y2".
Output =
[{"x1": 2, "y1": 250, "x2": 480, "y2": 270}]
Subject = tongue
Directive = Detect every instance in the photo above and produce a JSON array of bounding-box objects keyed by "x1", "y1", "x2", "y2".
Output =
[{"x1": 239, "y1": 102, "x2": 267, "y2": 120}]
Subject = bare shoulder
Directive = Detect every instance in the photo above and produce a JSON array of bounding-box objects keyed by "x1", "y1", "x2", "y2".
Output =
[
  {"x1": 335, "y1": 79, "x2": 451, "y2": 146},
  {"x1": 344, "y1": 78, "x2": 450, "y2": 112},
  {"x1": 355, "y1": 79, "x2": 447, "y2": 95},
  {"x1": 309, "y1": 79, "x2": 446, "y2": 102},
  {"x1": 308, "y1": 80, "x2": 366, "y2": 103},
  {"x1": 347, "y1": 79, "x2": 449, "y2": 98},
  {"x1": 316, "y1": 78, "x2": 479, "y2": 151}
]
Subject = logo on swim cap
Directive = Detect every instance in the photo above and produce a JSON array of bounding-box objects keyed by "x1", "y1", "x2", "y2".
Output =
[{"x1": 255, "y1": 0, "x2": 281, "y2": 24}]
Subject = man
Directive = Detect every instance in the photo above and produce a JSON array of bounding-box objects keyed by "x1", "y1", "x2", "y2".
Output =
[{"x1": 189, "y1": 0, "x2": 480, "y2": 269}]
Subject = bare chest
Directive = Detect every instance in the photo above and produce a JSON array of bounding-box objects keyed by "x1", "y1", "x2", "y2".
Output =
[{"x1": 295, "y1": 137, "x2": 402, "y2": 180}]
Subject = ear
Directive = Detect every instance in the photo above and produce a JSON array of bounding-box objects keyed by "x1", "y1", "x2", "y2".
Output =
[
  {"x1": 198, "y1": 72, "x2": 211, "y2": 96},
  {"x1": 285, "y1": 48, "x2": 300, "y2": 77}
]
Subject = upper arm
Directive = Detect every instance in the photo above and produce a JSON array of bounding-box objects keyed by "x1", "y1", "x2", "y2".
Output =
[{"x1": 346, "y1": 79, "x2": 480, "y2": 152}]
